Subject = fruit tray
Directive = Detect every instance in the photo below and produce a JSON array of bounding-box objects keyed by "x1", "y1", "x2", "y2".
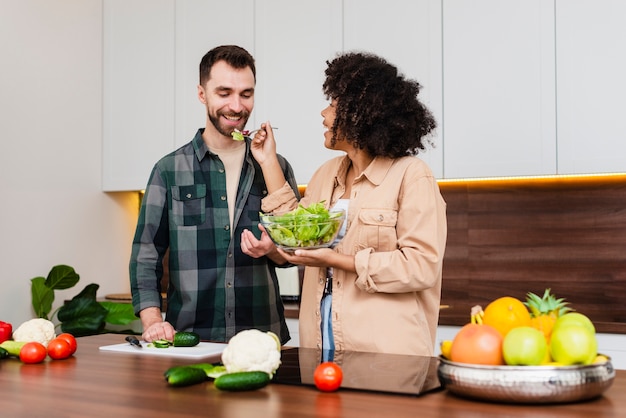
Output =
[{"x1": 437, "y1": 356, "x2": 615, "y2": 404}]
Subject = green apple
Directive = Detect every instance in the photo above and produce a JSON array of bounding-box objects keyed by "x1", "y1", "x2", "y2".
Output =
[
  {"x1": 550, "y1": 323, "x2": 597, "y2": 365},
  {"x1": 553, "y1": 312, "x2": 595, "y2": 335},
  {"x1": 502, "y1": 326, "x2": 547, "y2": 365}
]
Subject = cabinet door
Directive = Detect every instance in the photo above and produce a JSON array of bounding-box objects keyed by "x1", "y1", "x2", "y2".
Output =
[
  {"x1": 253, "y1": 0, "x2": 343, "y2": 185},
  {"x1": 102, "y1": 0, "x2": 175, "y2": 191},
  {"x1": 173, "y1": 0, "x2": 254, "y2": 148},
  {"x1": 343, "y1": 0, "x2": 443, "y2": 178},
  {"x1": 556, "y1": 0, "x2": 626, "y2": 174},
  {"x1": 443, "y1": 0, "x2": 556, "y2": 178}
]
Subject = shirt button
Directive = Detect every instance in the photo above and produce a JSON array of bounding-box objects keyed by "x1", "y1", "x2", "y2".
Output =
[
  {"x1": 378, "y1": 214, "x2": 384, "y2": 221},
  {"x1": 228, "y1": 253, "x2": 233, "y2": 258},
  {"x1": 319, "y1": 278, "x2": 324, "y2": 285},
  {"x1": 186, "y1": 193, "x2": 192, "y2": 198},
  {"x1": 315, "y1": 310, "x2": 320, "y2": 316},
  {"x1": 227, "y1": 282, "x2": 232, "y2": 288},
  {"x1": 224, "y1": 225, "x2": 230, "y2": 231},
  {"x1": 220, "y1": 195, "x2": 227, "y2": 201},
  {"x1": 336, "y1": 281, "x2": 341, "y2": 288},
  {"x1": 219, "y1": 168, "x2": 225, "y2": 173}
]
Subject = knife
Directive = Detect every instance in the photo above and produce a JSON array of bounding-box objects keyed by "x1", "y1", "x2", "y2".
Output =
[{"x1": 125, "y1": 336, "x2": 143, "y2": 348}]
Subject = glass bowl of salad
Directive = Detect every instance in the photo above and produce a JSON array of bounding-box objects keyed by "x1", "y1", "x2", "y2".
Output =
[{"x1": 259, "y1": 203, "x2": 346, "y2": 251}]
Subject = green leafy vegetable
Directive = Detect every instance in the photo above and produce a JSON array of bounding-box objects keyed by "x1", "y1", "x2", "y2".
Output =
[
  {"x1": 30, "y1": 265, "x2": 139, "y2": 336},
  {"x1": 231, "y1": 129, "x2": 245, "y2": 141},
  {"x1": 260, "y1": 202, "x2": 345, "y2": 249}
]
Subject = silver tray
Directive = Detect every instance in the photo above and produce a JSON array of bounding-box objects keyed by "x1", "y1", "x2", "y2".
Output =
[{"x1": 438, "y1": 356, "x2": 615, "y2": 404}]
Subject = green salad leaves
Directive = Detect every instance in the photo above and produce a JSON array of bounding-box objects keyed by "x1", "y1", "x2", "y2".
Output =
[{"x1": 260, "y1": 202, "x2": 345, "y2": 249}]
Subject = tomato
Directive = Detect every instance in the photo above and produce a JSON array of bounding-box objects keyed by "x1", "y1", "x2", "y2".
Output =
[
  {"x1": 313, "y1": 362, "x2": 343, "y2": 392},
  {"x1": 450, "y1": 323, "x2": 505, "y2": 365},
  {"x1": 56, "y1": 333, "x2": 78, "y2": 355},
  {"x1": 47, "y1": 338, "x2": 72, "y2": 360},
  {"x1": 19, "y1": 342, "x2": 47, "y2": 364}
]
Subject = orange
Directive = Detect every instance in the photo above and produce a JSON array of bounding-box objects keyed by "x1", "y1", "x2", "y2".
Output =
[
  {"x1": 482, "y1": 296, "x2": 532, "y2": 337},
  {"x1": 450, "y1": 323, "x2": 504, "y2": 365}
]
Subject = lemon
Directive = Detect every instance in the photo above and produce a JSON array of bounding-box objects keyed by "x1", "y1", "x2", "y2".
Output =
[
  {"x1": 593, "y1": 354, "x2": 609, "y2": 364},
  {"x1": 440, "y1": 340, "x2": 453, "y2": 359}
]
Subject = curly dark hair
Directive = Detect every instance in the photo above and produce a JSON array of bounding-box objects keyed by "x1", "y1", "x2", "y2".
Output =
[
  {"x1": 199, "y1": 45, "x2": 256, "y2": 86},
  {"x1": 323, "y1": 52, "x2": 436, "y2": 158}
]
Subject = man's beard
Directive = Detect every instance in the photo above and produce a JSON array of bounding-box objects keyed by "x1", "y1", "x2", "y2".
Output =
[{"x1": 209, "y1": 111, "x2": 250, "y2": 137}]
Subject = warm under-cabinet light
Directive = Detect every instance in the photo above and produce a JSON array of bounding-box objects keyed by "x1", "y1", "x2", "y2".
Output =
[{"x1": 436, "y1": 172, "x2": 626, "y2": 186}]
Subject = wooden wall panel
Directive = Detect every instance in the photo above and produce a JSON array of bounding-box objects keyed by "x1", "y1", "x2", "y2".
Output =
[{"x1": 438, "y1": 176, "x2": 626, "y2": 334}]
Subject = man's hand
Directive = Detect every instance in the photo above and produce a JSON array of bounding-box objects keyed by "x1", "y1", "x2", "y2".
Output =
[
  {"x1": 241, "y1": 224, "x2": 289, "y2": 265},
  {"x1": 140, "y1": 306, "x2": 175, "y2": 342},
  {"x1": 241, "y1": 224, "x2": 275, "y2": 258}
]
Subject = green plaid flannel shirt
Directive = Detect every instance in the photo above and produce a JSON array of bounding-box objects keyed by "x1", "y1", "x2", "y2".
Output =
[{"x1": 130, "y1": 129, "x2": 299, "y2": 344}]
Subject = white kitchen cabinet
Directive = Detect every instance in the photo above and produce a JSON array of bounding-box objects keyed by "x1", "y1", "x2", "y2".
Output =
[
  {"x1": 285, "y1": 318, "x2": 300, "y2": 347},
  {"x1": 442, "y1": 0, "x2": 557, "y2": 178},
  {"x1": 173, "y1": 0, "x2": 255, "y2": 149},
  {"x1": 253, "y1": 0, "x2": 343, "y2": 185},
  {"x1": 102, "y1": 0, "x2": 176, "y2": 191},
  {"x1": 342, "y1": 0, "x2": 443, "y2": 177},
  {"x1": 103, "y1": 0, "x2": 254, "y2": 191},
  {"x1": 556, "y1": 0, "x2": 626, "y2": 175},
  {"x1": 103, "y1": 0, "x2": 338, "y2": 189}
]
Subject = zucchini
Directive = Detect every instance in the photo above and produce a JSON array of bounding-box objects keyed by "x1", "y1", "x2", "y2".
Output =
[
  {"x1": 173, "y1": 332, "x2": 200, "y2": 347},
  {"x1": 0, "y1": 340, "x2": 26, "y2": 357},
  {"x1": 206, "y1": 365, "x2": 227, "y2": 379},
  {"x1": 0, "y1": 347, "x2": 9, "y2": 359},
  {"x1": 165, "y1": 366, "x2": 207, "y2": 387},
  {"x1": 214, "y1": 371, "x2": 271, "y2": 391},
  {"x1": 165, "y1": 363, "x2": 216, "y2": 378}
]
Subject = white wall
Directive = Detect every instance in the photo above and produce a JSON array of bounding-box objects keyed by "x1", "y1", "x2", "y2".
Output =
[{"x1": 0, "y1": 0, "x2": 138, "y2": 327}]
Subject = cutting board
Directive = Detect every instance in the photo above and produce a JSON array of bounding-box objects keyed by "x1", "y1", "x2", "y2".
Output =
[{"x1": 99, "y1": 341, "x2": 227, "y2": 359}]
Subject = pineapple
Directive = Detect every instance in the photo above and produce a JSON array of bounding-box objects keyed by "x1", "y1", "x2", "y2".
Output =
[{"x1": 524, "y1": 288, "x2": 571, "y2": 343}]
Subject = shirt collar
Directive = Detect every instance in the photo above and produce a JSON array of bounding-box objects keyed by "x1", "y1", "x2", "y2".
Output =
[
  {"x1": 335, "y1": 155, "x2": 394, "y2": 187},
  {"x1": 192, "y1": 128, "x2": 251, "y2": 161}
]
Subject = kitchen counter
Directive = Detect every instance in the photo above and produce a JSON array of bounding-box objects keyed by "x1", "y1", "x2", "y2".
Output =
[{"x1": 1, "y1": 333, "x2": 624, "y2": 418}]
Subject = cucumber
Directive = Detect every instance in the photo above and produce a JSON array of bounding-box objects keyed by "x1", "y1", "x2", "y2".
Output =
[
  {"x1": 0, "y1": 347, "x2": 8, "y2": 359},
  {"x1": 173, "y1": 332, "x2": 200, "y2": 347},
  {"x1": 165, "y1": 366, "x2": 207, "y2": 387},
  {"x1": 152, "y1": 339, "x2": 171, "y2": 348},
  {"x1": 151, "y1": 331, "x2": 200, "y2": 348},
  {"x1": 214, "y1": 371, "x2": 271, "y2": 391}
]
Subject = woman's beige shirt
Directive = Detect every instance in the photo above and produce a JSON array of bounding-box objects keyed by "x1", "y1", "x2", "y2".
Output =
[{"x1": 263, "y1": 155, "x2": 447, "y2": 356}]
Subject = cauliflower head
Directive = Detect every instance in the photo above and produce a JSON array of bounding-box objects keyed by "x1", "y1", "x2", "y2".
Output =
[
  {"x1": 12, "y1": 318, "x2": 56, "y2": 347},
  {"x1": 221, "y1": 329, "x2": 282, "y2": 377}
]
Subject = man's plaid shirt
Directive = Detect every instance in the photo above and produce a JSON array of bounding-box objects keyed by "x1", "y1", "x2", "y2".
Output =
[{"x1": 130, "y1": 129, "x2": 299, "y2": 344}]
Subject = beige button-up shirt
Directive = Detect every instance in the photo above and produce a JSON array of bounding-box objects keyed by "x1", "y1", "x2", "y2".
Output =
[{"x1": 263, "y1": 155, "x2": 447, "y2": 356}]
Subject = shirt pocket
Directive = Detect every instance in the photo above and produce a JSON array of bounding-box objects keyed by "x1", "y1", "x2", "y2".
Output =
[
  {"x1": 357, "y1": 208, "x2": 398, "y2": 251},
  {"x1": 171, "y1": 184, "x2": 206, "y2": 226}
]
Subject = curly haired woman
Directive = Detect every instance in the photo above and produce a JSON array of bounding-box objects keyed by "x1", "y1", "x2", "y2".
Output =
[{"x1": 241, "y1": 52, "x2": 447, "y2": 357}]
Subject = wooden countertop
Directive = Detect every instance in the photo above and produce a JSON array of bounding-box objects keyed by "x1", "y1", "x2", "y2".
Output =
[{"x1": 1, "y1": 333, "x2": 624, "y2": 418}]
